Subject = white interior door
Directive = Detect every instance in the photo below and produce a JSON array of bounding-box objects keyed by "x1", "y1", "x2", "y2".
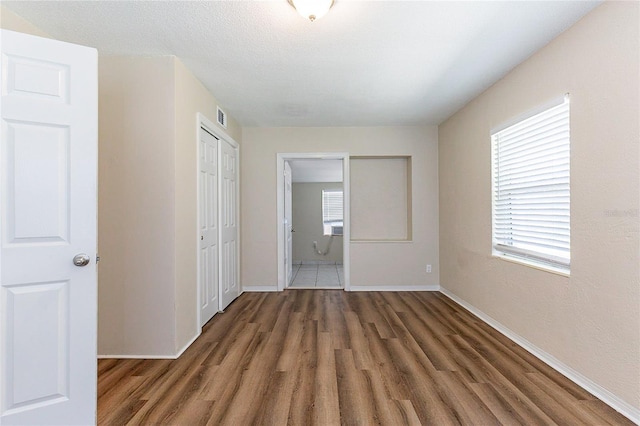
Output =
[
  {"x1": 284, "y1": 161, "x2": 293, "y2": 286},
  {"x1": 0, "y1": 30, "x2": 97, "y2": 425},
  {"x1": 198, "y1": 127, "x2": 219, "y2": 326},
  {"x1": 219, "y1": 138, "x2": 238, "y2": 311}
]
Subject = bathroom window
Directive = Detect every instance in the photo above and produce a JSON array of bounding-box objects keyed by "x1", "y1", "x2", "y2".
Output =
[{"x1": 322, "y1": 189, "x2": 343, "y2": 236}]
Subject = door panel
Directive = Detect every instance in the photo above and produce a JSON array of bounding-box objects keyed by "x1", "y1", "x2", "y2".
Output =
[
  {"x1": 219, "y1": 139, "x2": 238, "y2": 311},
  {"x1": 5, "y1": 122, "x2": 70, "y2": 243},
  {"x1": 199, "y1": 128, "x2": 218, "y2": 326},
  {"x1": 1, "y1": 30, "x2": 97, "y2": 425},
  {"x1": 5, "y1": 281, "x2": 69, "y2": 409}
]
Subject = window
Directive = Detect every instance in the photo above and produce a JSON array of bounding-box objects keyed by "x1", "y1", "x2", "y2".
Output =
[
  {"x1": 492, "y1": 95, "x2": 570, "y2": 273},
  {"x1": 322, "y1": 189, "x2": 343, "y2": 236}
]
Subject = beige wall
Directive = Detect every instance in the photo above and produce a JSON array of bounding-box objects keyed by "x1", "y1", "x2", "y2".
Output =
[
  {"x1": 350, "y1": 157, "x2": 410, "y2": 241},
  {"x1": 98, "y1": 56, "x2": 177, "y2": 355},
  {"x1": 292, "y1": 182, "x2": 344, "y2": 263},
  {"x1": 242, "y1": 126, "x2": 439, "y2": 289},
  {"x1": 1, "y1": 5, "x2": 50, "y2": 37},
  {"x1": 99, "y1": 56, "x2": 241, "y2": 356},
  {"x1": 439, "y1": 1, "x2": 639, "y2": 411}
]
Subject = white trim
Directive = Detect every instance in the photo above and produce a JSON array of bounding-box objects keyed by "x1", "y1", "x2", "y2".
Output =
[
  {"x1": 242, "y1": 286, "x2": 279, "y2": 292},
  {"x1": 350, "y1": 285, "x2": 440, "y2": 292},
  {"x1": 276, "y1": 153, "x2": 351, "y2": 292},
  {"x1": 98, "y1": 354, "x2": 179, "y2": 360},
  {"x1": 493, "y1": 253, "x2": 570, "y2": 277},
  {"x1": 288, "y1": 286, "x2": 345, "y2": 290},
  {"x1": 198, "y1": 112, "x2": 239, "y2": 149},
  {"x1": 439, "y1": 287, "x2": 640, "y2": 425},
  {"x1": 97, "y1": 331, "x2": 201, "y2": 361},
  {"x1": 176, "y1": 331, "x2": 201, "y2": 358}
]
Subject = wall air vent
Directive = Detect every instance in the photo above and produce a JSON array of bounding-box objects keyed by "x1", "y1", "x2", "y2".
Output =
[{"x1": 216, "y1": 106, "x2": 227, "y2": 129}]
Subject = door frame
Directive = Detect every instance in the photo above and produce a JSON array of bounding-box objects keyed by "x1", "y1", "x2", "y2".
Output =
[
  {"x1": 284, "y1": 161, "x2": 293, "y2": 287},
  {"x1": 196, "y1": 113, "x2": 240, "y2": 328},
  {"x1": 276, "y1": 152, "x2": 350, "y2": 292}
]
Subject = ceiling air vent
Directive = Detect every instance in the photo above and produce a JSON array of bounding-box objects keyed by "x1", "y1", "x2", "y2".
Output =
[{"x1": 216, "y1": 106, "x2": 227, "y2": 129}]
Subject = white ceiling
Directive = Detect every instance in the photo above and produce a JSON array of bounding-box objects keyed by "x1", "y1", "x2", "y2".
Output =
[{"x1": 3, "y1": 1, "x2": 601, "y2": 127}]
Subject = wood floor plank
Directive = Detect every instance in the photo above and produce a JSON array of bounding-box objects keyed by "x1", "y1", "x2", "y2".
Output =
[
  {"x1": 252, "y1": 371, "x2": 295, "y2": 425},
  {"x1": 450, "y1": 335, "x2": 559, "y2": 425},
  {"x1": 287, "y1": 318, "x2": 318, "y2": 425},
  {"x1": 378, "y1": 302, "x2": 440, "y2": 374},
  {"x1": 361, "y1": 368, "x2": 404, "y2": 425},
  {"x1": 97, "y1": 359, "x2": 143, "y2": 398},
  {"x1": 96, "y1": 376, "x2": 147, "y2": 425},
  {"x1": 203, "y1": 332, "x2": 270, "y2": 424},
  {"x1": 389, "y1": 399, "x2": 423, "y2": 425},
  {"x1": 434, "y1": 370, "x2": 502, "y2": 425},
  {"x1": 212, "y1": 297, "x2": 296, "y2": 424},
  {"x1": 470, "y1": 382, "x2": 533, "y2": 426},
  {"x1": 335, "y1": 349, "x2": 379, "y2": 425},
  {"x1": 314, "y1": 330, "x2": 341, "y2": 425},
  {"x1": 344, "y1": 310, "x2": 375, "y2": 370},
  {"x1": 579, "y1": 399, "x2": 635, "y2": 426},
  {"x1": 384, "y1": 338, "x2": 460, "y2": 425},
  {"x1": 361, "y1": 322, "x2": 413, "y2": 401},
  {"x1": 275, "y1": 311, "x2": 304, "y2": 372},
  {"x1": 324, "y1": 292, "x2": 351, "y2": 350},
  {"x1": 97, "y1": 290, "x2": 634, "y2": 426},
  {"x1": 347, "y1": 292, "x2": 397, "y2": 339}
]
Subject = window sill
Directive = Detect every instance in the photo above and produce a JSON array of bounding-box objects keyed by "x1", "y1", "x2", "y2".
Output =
[{"x1": 493, "y1": 253, "x2": 570, "y2": 277}]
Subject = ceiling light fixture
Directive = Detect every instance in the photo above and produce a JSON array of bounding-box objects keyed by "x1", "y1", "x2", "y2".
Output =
[{"x1": 287, "y1": 0, "x2": 334, "y2": 22}]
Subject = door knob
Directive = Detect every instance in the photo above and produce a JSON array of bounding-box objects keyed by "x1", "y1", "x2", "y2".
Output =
[{"x1": 73, "y1": 253, "x2": 90, "y2": 267}]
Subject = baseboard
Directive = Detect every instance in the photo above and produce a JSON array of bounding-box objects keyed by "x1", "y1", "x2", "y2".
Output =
[
  {"x1": 98, "y1": 331, "x2": 201, "y2": 360},
  {"x1": 349, "y1": 284, "x2": 440, "y2": 292},
  {"x1": 97, "y1": 354, "x2": 178, "y2": 360},
  {"x1": 242, "y1": 285, "x2": 279, "y2": 292},
  {"x1": 175, "y1": 330, "x2": 201, "y2": 358},
  {"x1": 439, "y1": 287, "x2": 640, "y2": 425}
]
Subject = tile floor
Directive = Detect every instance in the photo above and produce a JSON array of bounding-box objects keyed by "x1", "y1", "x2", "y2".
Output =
[{"x1": 289, "y1": 262, "x2": 344, "y2": 289}]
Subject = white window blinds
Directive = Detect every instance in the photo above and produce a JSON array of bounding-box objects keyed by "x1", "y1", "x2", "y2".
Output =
[
  {"x1": 492, "y1": 96, "x2": 570, "y2": 271},
  {"x1": 322, "y1": 190, "x2": 343, "y2": 223}
]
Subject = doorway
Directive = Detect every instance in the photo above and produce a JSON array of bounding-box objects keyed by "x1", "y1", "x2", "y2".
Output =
[{"x1": 276, "y1": 153, "x2": 350, "y2": 291}]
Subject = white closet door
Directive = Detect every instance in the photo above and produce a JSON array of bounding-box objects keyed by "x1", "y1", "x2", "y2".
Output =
[
  {"x1": 199, "y1": 127, "x2": 219, "y2": 326},
  {"x1": 219, "y1": 138, "x2": 239, "y2": 311}
]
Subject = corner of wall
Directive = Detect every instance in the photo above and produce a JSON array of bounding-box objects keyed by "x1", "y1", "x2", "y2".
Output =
[{"x1": 0, "y1": 5, "x2": 51, "y2": 38}]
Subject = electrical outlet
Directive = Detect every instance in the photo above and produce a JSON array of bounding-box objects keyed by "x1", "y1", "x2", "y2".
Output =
[{"x1": 426, "y1": 264, "x2": 432, "y2": 273}]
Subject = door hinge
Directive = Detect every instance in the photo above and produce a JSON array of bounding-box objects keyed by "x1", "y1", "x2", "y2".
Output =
[{"x1": 96, "y1": 255, "x2": 100, "y2": 263}]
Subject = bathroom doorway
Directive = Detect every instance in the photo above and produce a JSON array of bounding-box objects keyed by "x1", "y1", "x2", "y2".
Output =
[{"x1": 276, "y1": 153, "x2": 350, "y2": 291}]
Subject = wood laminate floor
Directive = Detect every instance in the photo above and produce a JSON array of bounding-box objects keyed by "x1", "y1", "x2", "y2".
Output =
[{"x1": 98, "y1": 290, "x2": 632, "y2": 425}]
